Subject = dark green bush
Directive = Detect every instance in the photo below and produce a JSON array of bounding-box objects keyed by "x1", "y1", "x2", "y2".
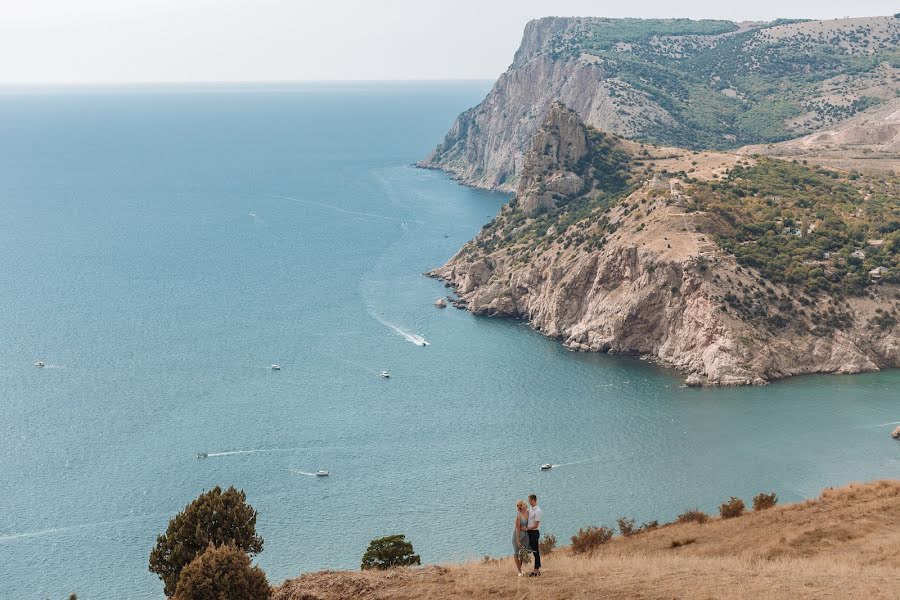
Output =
[
  {"x1": 149, "y1": 486, "x2": 263, "y2": 597},
  {"x1": 360, "y1": 535, "x2": 421, "y2": 570}
]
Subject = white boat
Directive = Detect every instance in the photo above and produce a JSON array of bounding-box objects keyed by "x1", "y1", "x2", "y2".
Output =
[
  {"x1": 540, "y1": 464, "x2": 553, "y2": 470},
  {"x1": 271, "y1": 364, "x2": 281, "y2": 370},
  {"x1": 197, "y1": 452, "x2": 208, "y2": 459},
  {"x1": 380, "y1": 371, "x2": 390, "y2": 378},
  {"x1": 892, "y1": 426, "x2": 900, "y2": 440},
  {"x1": 34, "y1": 361, "x2": 45, "y2": 368},
  {"x1": 315, "y1": 470, "x2": 329, "y2": 477}
]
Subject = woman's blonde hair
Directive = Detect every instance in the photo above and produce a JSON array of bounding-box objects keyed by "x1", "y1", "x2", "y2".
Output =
[{"x1": 516, "y1": 500, "x2": 527, "y2": 510}]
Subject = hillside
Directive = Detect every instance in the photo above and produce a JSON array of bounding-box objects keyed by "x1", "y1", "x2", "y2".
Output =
[
  {"x1": 741, "y1": 96, "x2": 900, "y2": 173},
  {"x1": 429, "y1": 103, "x2": 899, "y2": 386},
  {"x1": 275, "y1": 480, "x2": 900, "y2": 600},
  {"x1": 420, "y1": 15, "x2": 900, "y2": 191}
]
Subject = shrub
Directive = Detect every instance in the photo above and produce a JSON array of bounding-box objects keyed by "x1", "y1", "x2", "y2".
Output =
[
  {"x1": 638, "y1": 520, "x2": 659, "y2": 533},
  {"x1": 670, "y1": 538, "x2": 696, "y2": 548},
  {"x1": 360, "y1": 535, "x2": 421, "y2": 570},
  {"x1": 538, "y1": 533, "x2": 557, "y2": 555},
  {"x1": 172, "y1": 544, "x2": 271, "y2": 600},
  {"x1": 753, "y1": 491, "x2": 778, "y2": 511},
  {"x1": 571, "y1": 526, "x2": 614, "y2": 554},
  {"x1": 149, "y1": 486, "x2": 263, "y2": 597},
  {"x1": 719, "y1": 496, "x2": 746, "y2": 519},
  {"x1": 676, "y1": 509, "x2": 710, "y2": 524},
  {"x1": 616, "y1": 517, "x2": 636, "y2": 537}
]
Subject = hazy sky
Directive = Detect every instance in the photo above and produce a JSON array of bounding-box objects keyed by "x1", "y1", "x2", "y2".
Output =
[{"x1": 1, "y1": 0, "x2": 898, "y2": 84}]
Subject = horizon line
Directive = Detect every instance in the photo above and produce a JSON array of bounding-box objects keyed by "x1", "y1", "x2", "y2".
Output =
[{"x1": 0, "y1": 77, "x2": 497, "y2": 89}]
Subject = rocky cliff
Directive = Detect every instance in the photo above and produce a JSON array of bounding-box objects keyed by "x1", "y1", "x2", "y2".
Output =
[
  {"x1": 420, "y1": 16, "x2": 900, "y2": 191},
  {"x1": 430, "y1": 104, "x2": 900, "y2": 385}
]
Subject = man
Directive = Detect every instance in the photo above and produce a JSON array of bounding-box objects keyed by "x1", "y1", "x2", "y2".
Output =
[{"x1": 526, "y1": 493, "x2": 542, "y2": 576}]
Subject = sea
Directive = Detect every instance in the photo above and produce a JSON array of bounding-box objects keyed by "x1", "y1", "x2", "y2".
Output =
[{"x1": 0, "y1": 81, "x2": 897, "y2": 600}]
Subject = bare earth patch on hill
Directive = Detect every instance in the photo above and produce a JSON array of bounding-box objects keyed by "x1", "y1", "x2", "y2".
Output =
[{"x1": 275, "y1": 480, "x2": 900, "y2": 600}]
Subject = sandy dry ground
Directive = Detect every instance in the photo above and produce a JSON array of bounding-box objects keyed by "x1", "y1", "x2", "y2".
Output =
[{"x1": 275, "y1": 480, "x2": 900, "y2": 600}]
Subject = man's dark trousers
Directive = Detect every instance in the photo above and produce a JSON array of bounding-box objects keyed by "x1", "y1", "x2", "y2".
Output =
[{"x1": 527, "y1": 530, "x2": 541, "y2": 570}]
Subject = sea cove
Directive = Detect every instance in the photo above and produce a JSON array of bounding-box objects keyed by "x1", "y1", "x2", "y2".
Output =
[{"x1": 0, "y1": 82, "x2": 897, "y2": 600}]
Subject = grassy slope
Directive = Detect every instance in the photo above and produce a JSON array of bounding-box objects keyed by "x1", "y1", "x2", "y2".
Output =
[{"x1": 275, "y1": 480, "x2": 900, "y2": 600}]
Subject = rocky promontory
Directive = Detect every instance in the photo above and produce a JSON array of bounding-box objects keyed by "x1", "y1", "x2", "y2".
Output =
[{"x1": 429, "y1": 104, "x2": 900, "y2": 385}]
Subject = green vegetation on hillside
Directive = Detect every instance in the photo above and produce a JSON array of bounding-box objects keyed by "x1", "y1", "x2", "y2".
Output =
[
  {"x1": 537, "y1": 18, "x2": 900, "y2": 149},
  {"x1": 688, "y1": 158, "x2": 900, "y2": 297}
]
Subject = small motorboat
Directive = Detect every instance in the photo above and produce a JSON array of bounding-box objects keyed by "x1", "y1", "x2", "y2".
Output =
[
  {"x1": 434, "y1": 297, "x2": 447, "y2": 308},
  {"x1": 197, "y1": 452, "x2": 208, "y2": 459},
  {"x1": 540, "y1": 464, "x2": 553, "y2": 471},
  {"x1": 271, "y1": 364, "x2": 281, "y2": 371},
  {"x1": 891, "y1": 426, "x2": 900, "y2": 440},
  {"x1": 380, "y1": 371, "x2": 390, "y2": 378},
  {"x1": 315, "y1": 470, "x2": 330, "y2": 477},
  {"x1": 34, "y1": 361, "x2": 45, "y2": 368}
]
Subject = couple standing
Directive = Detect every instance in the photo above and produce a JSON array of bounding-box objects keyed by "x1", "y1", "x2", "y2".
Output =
[{"x1": 513, "y1": 493, "x2": 542, "y2": 576}]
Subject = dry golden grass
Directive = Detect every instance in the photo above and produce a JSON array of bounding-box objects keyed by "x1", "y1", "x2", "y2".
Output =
[{"x1": 274, "y1": 480, "x2": 900, "y2": 600}]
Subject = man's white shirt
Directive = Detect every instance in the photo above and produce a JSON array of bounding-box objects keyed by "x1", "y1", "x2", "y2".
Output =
[{"x1": 527, "y1": 505, "x2": 542, "y2": 529}]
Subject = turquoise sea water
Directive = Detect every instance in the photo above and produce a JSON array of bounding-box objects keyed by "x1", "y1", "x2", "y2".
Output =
[{"x1": 0, "y1": 82, "x2": 897, "y2": 600}]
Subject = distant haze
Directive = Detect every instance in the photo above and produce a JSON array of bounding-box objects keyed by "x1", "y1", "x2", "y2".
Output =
[{"x1": 1, "y1": 0, "x2": 899, "y2": 85}]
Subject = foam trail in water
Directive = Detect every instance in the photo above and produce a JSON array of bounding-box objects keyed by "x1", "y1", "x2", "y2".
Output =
[
  {"x1": 369, "y1": 310, "x2": 430, "y2": 346},
  {"x1": 550, "y1": 457, "x2": 602, "y2": 468},
  {"x1": 291, "y1": 470, "x2": 319, "y2": 477},
  {"x1": 268, "y1": 193, "x2": 419, "y2": 224},
  {"x1": 204, "y1": 448, "x2": 296, "y2": 458},
  {"x1": 0, "y1": 513, "x2": 163, "y2": 543}
]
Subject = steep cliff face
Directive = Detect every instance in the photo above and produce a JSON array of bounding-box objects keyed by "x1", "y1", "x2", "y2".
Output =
[
  {"x1": 420, "y1": 16, "x2": 900, "y2": 191},
  {"x1": 431, "y1": 105, "x2": 900, "y2": 385}
]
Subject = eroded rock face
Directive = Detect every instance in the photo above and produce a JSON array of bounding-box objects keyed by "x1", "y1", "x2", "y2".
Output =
[
  {"x1": 417, "y1": 45, "x2": 668, "y2": 191},
  {"x1": 516, "y1": 103, "x2": 588, "y2": 215}
]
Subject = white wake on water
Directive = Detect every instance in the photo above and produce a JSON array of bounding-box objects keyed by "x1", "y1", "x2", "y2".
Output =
[
  {"x1": 204, "y1": 448, "x2": 296, "y2": 458},
  {"x1": 290, "y1": 470, "x2": 319, "y2": 477},
  {"x1": 369, "y1": 310, "x2": 430, "y2": 346}
]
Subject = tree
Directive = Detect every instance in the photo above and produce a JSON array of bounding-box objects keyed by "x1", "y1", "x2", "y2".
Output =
[
  {"x1": 149, "y1": 486, "x2": 263, "y2": 597},
  {"x1": 360, "y1": 534, "x2": 421, "y2": 570},
  {"x1": 172, "y1": 544, "x2": 271, "y2": 600}
]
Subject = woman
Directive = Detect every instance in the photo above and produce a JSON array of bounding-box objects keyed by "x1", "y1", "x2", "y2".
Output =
[{"x1": 513, "y1": 500, "x2": 531, "y2": 576}]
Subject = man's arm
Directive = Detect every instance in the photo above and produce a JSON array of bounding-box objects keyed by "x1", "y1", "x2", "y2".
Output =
[{"x1": 527, "y1": 519, "x2": 540, "y2": 531}]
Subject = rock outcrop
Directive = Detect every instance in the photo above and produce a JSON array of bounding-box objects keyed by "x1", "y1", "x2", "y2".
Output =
[
  {"x1": 429, "y1": 106, "x2": 899, "y2": 386},
  {"x1": 420, "y1": 16, "x2": 900, "y2": 191}
]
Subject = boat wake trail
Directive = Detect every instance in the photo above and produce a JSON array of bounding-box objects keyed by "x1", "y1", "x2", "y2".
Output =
[
  {"x1": 0, "y1": 513, "x2": 164, "y2": 543},
  {"x1": 369, "y1": 310, "x2": 430, "y2": 346},
  {"x1": 268, "y1": 193, "x2": 417, "y2": 224},
  {"x1": 204, "y1": 448, "x2": 296, "y2": 458},
  {"x1": 291, "y1": 470, "x2": 318, "y2": 477},
  {"x1": 551, "y1": 457, "x2": 601, "y2": 468}
]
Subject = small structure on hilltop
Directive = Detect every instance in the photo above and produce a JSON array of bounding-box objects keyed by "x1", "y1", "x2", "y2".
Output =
[
  {"x1": 851, "y1": 249, "x2": 866, "y2": 260},
  {"x1": 869, "y1": 266, "x2": 889, "y2": 281}
]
